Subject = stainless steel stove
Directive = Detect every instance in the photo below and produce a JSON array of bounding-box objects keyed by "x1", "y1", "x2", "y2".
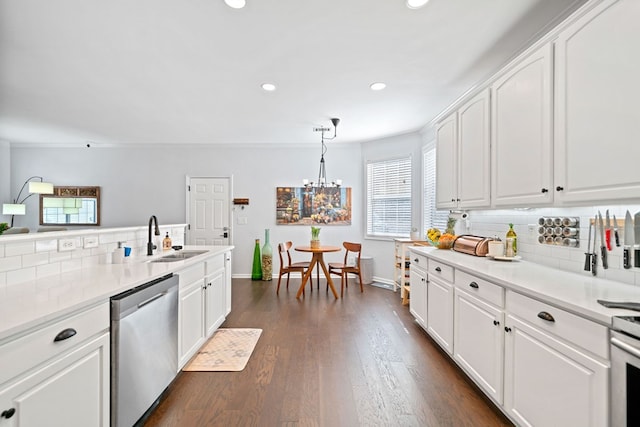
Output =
[{"x1": 611, "y1": 316, "x2": 640, "y2": 427}]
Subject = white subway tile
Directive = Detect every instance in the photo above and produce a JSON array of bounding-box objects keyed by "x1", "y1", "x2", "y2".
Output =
[
  {"x1": 5, "y1": 241, "x2": 35, "y2": 257},
  {"x1": 7, "y1": 267, "x2": 35, "y2": 285},
  {"x1": 35, "y1": 239, "x2": 57, "y2": 252},
  {"x1": 0, "y1": 256, "x2": 22, "y2": 273},
  {"x1": 22, "y1": 253, "x2": 49, "y2": 268},
  {"x1": 36, "y1": 262, "x2": 61, "y2": 278}
]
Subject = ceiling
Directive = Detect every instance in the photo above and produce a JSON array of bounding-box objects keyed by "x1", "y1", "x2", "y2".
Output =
[{"x1": 0, "y1": 0, "x2": 586, "y2": 146}]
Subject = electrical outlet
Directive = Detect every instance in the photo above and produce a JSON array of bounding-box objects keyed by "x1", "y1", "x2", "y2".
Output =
[
  {"x1": 83, "y1": 236, "x2": 99, "y2": 248},
  {"x1": 58, "y1": 238, "x2": 77, "y2": 251}
]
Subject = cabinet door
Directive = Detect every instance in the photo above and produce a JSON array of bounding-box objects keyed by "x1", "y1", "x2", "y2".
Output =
[
  {"x1": 554, "y1": 0, "x2": 640, "y2": 203},
  {"x1": 426, "y1": 276, "x2": 454, "y2": 354},
  {"x1": 458, "y1": 89, "x2": 491, "y2": 208},
  {"x1": 205, "y1": 269, "x2": 226, "y2": 337},
  {"x1": 435, "y1": 113, "x2": 458, "y2": 209},
  {"x1": 179, "y1": 281, "x2": 205, "y2": 368},
  {"x1": 409, "y1": 266, "x2": 427, "y2": 327},
  {"x1": 504, "y1": 315, "x2": 608, "y2": 427},
  {"x1": 224, "y1": 252, "x2": 232, "y2": 316},
  {"x1": 491, "y1": 43, "x2": 553, "y2": 206},
  {"x1": 454, "y1": 289, "x2": 504, "y2": 404},
  {"x1": 0, "y1": 333, "x2": 109, "y2": 427}
]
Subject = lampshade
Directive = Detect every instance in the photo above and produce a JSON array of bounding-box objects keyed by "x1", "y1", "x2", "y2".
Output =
[
  {"x1": 28, "y1": 181, "x2": 54, "y2": 194},
  {"x1": 2, "y1": 203, "x2": 26, "y2": 215}
]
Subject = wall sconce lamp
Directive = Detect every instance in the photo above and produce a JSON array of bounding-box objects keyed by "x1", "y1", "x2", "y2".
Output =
[{"x1": 2, "y1": 176, "x2": 54, "y2": 227}]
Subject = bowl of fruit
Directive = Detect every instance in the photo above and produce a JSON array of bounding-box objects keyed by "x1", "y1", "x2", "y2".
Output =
[{"x1": 426, "y1": 228, "x2": 456, "y2": 249}]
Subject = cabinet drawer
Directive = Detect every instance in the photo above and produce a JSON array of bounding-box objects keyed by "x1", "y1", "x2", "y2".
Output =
[
  {"x1": 506, "y1": 291, "x2": 608, "y2": 359},
  {"x1": 177, "y1": 262, "x2": 205, "y2": 288},
  {"x1": 0, "y1": 302, "x2": 109, "y2": 385},
  {"x1": 428, "y1": 260, "x2": 454, "y2": 283},
  {"x1": 455, "y1": 270, "x2": 504, "y2": 308},
  {"x1": 408, "y1": 251, "x2": 428, "y2": 271},
  {"x1": 205, "y1": 255, "x2": 224, "y2": 274}
]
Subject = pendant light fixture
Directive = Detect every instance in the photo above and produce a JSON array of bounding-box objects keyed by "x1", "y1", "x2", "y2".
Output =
[{"x1": 303, "y1": 118, "x2": 342, "y2": 189}]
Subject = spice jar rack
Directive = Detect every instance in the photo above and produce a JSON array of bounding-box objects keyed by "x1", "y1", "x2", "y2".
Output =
[{"x1": 537, "y1": 217, "x2": 580, "y2": 247}]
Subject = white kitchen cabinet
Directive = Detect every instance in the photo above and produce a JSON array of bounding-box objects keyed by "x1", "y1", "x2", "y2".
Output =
[
  {"x1": 426, "y1": 275, "x2": 454, "y2": 355},
  {"x1": 491, "y1": 43, "x2": 553, "y2": 207},
  {"x1": 435, "y1": 89, "x2": 491, "y2": 210},
  {"x1": 457, "y1": 88, "x2": 491, "y2": 209},
  {"x1": 454, "y1": 287, "x2": 504, "y2": 404},
  {"x1": 409, "y1": 252, "x2": 428, "y2": 327},
  {"x1": 0, "y1": 303, "x2": 110, "y2": 427},
  {"x1": 435, "y1": 113, "x2": 458, "y2": 209},
  {"x1": 554, "y1": 0, "x2": 640, "y2": 203},
  {"x1": 224, "y1": 251, "x2": 232, "y2": 315},
  {"x1": 178, "y1": 262, "x2": 206, "y2": 368},
  {"x1": 504, "y1": 291, "x2": 609, "y2": 427},
  {"x1": 204, "y1": 255, "x2": 226, "y2": 337}
]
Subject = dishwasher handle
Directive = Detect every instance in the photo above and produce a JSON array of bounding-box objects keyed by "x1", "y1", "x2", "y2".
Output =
[{"x1": 137, "y1": 291, "x2": 168, "y2": 309}]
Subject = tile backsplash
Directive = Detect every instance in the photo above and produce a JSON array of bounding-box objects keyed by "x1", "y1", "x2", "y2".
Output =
[
  {"x1": 0, "y1": 224, "x2": 186, "y2": 288},
  {"x1": 466, "y1": 206, "x2": 640, "y2": 287}
]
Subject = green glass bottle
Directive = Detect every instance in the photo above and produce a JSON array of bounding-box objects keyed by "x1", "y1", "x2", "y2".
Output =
[
  {"x1": 261, "y1": 229, "x2": 273, "y2": 281},
  {"x1": 251, "y1": 239, "x2": 262, "y2": 280},
  {"x1": 506, "y1": 223, "x2": 517, "y2": 255}
]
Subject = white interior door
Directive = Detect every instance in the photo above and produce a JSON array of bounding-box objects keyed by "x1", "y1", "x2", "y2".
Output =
[{"x1": 187, "y1": 177, "x2": 230, "y2": 245}]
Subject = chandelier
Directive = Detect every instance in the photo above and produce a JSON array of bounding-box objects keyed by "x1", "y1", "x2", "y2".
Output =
[{"x1": 303, "y1": 118, "x2": 342, "y2": 189}]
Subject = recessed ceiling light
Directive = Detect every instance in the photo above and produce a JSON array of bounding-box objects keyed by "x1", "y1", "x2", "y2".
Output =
[
  {"x1": 224, "y1": 0, "x2": 246, "y2": 9},
  {"x1": 261, "y1": 83, "x2": 276, "y2": 91},
  {"x1": 370, "y1": 82, "x2": 386, "y2": 91},
  {"x1": 406, "y1": 0, "x2": 429, "y2": 9}
]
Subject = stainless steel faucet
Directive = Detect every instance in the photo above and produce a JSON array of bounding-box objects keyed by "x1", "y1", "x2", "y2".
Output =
[{"x1": 147, "y1": 215, "x2": 160, "y2": 255}]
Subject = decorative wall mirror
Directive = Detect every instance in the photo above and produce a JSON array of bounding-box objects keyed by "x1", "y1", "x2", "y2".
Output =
[{"x1": 39, "y1": 186, "x2": 101, "y2": 226}]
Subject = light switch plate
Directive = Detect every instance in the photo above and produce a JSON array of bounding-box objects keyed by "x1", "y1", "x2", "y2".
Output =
[
  {"x1": 58, "y1": 238, "x2": 77, "y2": 251},
  {"x1": 83, "y1": 236, "x2": 99, "y2": 248}
]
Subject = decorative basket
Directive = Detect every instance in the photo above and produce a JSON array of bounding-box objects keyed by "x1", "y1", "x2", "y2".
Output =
[
  {"x1": 427, "y1": 236, "x2": 455, "y2": 250},
  {"x1": 310, "y1": 240, "x2": 320, "y2": 249}
]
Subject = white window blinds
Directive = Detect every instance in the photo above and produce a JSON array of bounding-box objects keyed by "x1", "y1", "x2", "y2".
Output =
[
  {"x1": 423, "y1": 146, "x2": 448, "y2": 234},
  {"x1": 366, "y1": 156, "x2": 412, "y2": 238}
]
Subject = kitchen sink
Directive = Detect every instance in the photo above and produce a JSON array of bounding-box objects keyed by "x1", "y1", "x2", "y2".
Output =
[{"x1": 149, "y1": 250, "x2": 208, "y2": 262}]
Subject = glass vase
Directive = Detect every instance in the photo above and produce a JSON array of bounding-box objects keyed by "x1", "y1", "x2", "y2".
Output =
[
  {"x1": 251, "y1": 238, "x2": 262, "y2": 280},
  {"x1": 261, "y1": 229, "x2": 273, "y2": 281}
]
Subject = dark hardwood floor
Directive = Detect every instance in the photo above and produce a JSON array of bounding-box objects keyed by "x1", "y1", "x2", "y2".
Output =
[{"x1": 144, "y1": 278, "x2": 513, "y2": 427}]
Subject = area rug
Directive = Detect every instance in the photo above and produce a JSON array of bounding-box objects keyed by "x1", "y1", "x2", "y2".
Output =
[{"x1": 183, "y1": 328, "x2": 262, "y2": 372}]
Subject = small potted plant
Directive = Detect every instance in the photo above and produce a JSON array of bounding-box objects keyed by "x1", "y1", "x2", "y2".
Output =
[
  {"x1": 0, "y1": 223, "x2": 8, "y2": 235},
  {"x1": 310, "y1": 226, "x2": 321, "y2": 248}
]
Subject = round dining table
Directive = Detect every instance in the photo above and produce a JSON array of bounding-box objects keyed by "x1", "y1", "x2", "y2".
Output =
[{"x1": 294, "y1": 245, "x2": 342, "y2": 299}]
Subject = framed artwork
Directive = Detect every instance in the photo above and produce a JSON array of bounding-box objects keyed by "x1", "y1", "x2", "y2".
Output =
[{"x1": 276, "y1": 187, "x2": 352, "y2": 225}]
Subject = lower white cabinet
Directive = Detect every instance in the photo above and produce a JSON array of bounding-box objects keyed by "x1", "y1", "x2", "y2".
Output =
[
  {"x1": 454, "y1": 287, "x2": 504, "y2": 404},
  {"x1": 504, "y1": 292, "x2": 609, "y2": 427},
  {"x1": 409, "y1": 252, "x2": 428, "y2": 327},
  {"x1": 178, "y1": 252, "x2": 232, "y2": 369},
  {"x1": 427, "y1": 276, "x2": 454, "y2": 355},
  {"x1": 0, "y1": 304, "x2": 110, "y2": 427}
]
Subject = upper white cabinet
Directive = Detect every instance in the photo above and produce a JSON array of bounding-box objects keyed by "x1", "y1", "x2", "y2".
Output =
[
  {"x1": 491, "y1": 43, "x2": 553, "y2": 207},
  {"x1": 436, "y1": 89, "x2": 491, "y2": 209},
  {"x1": 435, "y1": 113, "x2": 458, "y2": 209},
  {"x1": 554, "y1": 0, "x2": 640, "y2": 203},
  {"x1": 458, "y1": 89, "x2": 491, "y2": 208}
]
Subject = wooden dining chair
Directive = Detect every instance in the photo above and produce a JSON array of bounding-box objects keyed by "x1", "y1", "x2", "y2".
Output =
[
  {"x1": 277, "y1": 241, "x2": 313, "y2": 294},
  {"x1": 328, "y1": 242, "x2": 363, "y2": 297}
]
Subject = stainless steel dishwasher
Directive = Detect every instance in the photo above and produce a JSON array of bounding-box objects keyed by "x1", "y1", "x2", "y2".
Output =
[{"x1": 110, "y1": 273, "x2": 179, "y2": 427}]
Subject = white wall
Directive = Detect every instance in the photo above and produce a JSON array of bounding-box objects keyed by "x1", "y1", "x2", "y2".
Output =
[
  {"x1": 9, "y1": 143, "x2": 364, "y2": 277},
  {"x1": 0, "y1": 141, "x2": 10, "y2": 226}
]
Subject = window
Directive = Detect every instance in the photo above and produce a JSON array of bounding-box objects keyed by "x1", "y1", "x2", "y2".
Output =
[
  {"x1": 366, "y1": 156, "x2": 412, "y2": 238},
  {"x1": 423, "y1": 145, "x2": 448, "y2": 235}
]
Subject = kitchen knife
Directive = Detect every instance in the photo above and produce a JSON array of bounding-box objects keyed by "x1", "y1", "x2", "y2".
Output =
[
  {"x1": 598, "y1": 211, "x2": 608, "y2": 269},
  {"x1": 613, "y1": 214, "x2": 620, "y2": 247},
  {"x1": 605, "y1": 209, "x2": 612, "y2": 251},
  {"x1": 592, "y1": 215, "x2": 598, "y2": 276},
  {"x1": 624, "y1": 210, "x2": 633, "y2": 269},
  {"x1": 597, "y1": 300, "x2": 640, "y2": 312},
  {"x1": 635, "y1": 211, "x2": 640, "y2": 268},
  {"x1": 584, "y1": 222, "x2": 592, "y2": 272}
]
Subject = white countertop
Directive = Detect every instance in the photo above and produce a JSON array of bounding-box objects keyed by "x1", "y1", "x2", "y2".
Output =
[
  {"x1": 411, "y1": 246, "x2": 640, "y2": 326},
  {"x1": 0, "y1": 245, "x2": 233, "y2": 342}
]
